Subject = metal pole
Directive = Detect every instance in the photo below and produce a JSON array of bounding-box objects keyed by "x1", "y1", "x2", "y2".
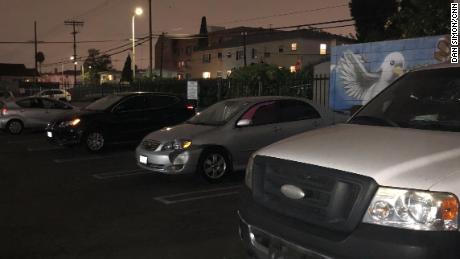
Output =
[
  {"x1": 148, "y1": 0, "x2": 153, "y2": 78},
  {"x1": 132, "y1": 15, "x2": 136, "y2": 81},
  {"x1": 73, "y1": 23, "x2": 77, "y2": 87},
  {"x1": 243, "y1": 32, "x2": 247, "y2": 67},
  {"x1": 160, "y1": 32, "x2": 165, "y2": 79},
  {"x1": 34, "y1": 21, "x2": 38, "y2": 82}
]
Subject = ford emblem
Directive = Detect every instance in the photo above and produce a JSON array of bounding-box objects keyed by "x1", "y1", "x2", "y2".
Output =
[{"x1": 280, "y1": 185, "x2": 305, "y2": 200}]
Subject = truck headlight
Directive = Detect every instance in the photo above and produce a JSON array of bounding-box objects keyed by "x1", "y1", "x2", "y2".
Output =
[
  {"x1": 59, "y1": 118, "x2": 80, "y2": 127},
  {"x1": 161, "y1": 139, "x2": 192, "y2": 151},
  {"x1": 245, "y1": 154, "x2": 256, "y2": 190},
  {"x1": 363, "y1": 187, "x2": 458, "y2": 231}
]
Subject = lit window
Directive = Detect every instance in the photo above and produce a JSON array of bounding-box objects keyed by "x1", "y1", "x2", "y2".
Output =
[
  {"x1": 202, "y1": 72, "x2": 211, "y2": 79},
  {"x1": 290, "y1": 66, "x2": 296, "y2": 73},
  {"x1": 108, "y1": 75, "x2": 113, "y2": 81},
  {"x1": 291, "y1": 43, "x2": 297, "y2": 51},
  {"x1": 227, "y1": 70, "x2": 232, "y2": 76},
  {"x1": 320, "y1": 44, "x2": 327, "y2": 55}
]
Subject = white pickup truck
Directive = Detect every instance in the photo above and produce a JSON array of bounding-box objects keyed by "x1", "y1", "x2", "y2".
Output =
[{"x1": 239, "y1": 63, "x2": 460, "y2": 259}]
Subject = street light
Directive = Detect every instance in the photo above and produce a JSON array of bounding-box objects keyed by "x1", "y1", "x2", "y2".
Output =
[{"x1": 132, "y1": 7, "x2": 143, "y2": 80}]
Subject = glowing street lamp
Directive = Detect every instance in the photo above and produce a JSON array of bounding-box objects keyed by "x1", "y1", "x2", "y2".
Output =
[{"x1": 132, "y1": 7, "x2": 143, "y2": 80}]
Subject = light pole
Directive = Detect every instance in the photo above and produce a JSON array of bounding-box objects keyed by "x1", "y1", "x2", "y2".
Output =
[{"x1": 132, "y1": 7, "x2": 143, "y2": 81}]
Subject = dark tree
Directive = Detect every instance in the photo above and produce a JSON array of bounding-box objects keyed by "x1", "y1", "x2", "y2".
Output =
[
  {"x1": 36, "y1": 52, "x2": 45, "y2": 73},
  {"x1": 83, "y1": 48, "x2": 112, "y2": 85},
  {"x1": 198, "y1": 16, "x2": 209, "y2": 49},
  {"x1": 121, "y1": 54, "x2": 133, "y2": 83},
  {"x1": 386, "y1": 0, "x2": 451, "y2": 39},
  {"x1": 349, "y1": 0, "x2": 399, "y2": 42}
]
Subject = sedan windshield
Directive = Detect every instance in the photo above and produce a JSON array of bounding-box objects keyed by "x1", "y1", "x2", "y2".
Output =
[
  {"x1": 350, "y1": 67, "x2": 460, "y2": 132},
  {"x1": 85, "y1": 95, "x2": 124, "y2": 111},
  {"x1": 187, "y1": 100, "x2": 248, "y2": 126}
]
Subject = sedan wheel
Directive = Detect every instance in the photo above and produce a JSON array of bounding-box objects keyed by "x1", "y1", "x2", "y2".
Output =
[
  {"x1": 86, "y1": 132, "x2": 105, "y2": 152},
  {"x1": 200, "y1": 151, "x2": 229, "y2": 182},
  {"x1": 7, "y1": 120, "x2": 23, "y2": 135}
]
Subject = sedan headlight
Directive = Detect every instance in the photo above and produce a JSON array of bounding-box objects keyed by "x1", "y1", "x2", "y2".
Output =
[
  {"x1": 363, "y1": 187, "x2": 458, "y2": 231},
  {"x1": 59, "y1": 118, "x2": 80, "y2": 127},
  {"x1": 161, "y1": 139, "x2": 192, "y2": 151},
  {"x1": 245, "y1": 154, "x2": 256, "y2": 190}
]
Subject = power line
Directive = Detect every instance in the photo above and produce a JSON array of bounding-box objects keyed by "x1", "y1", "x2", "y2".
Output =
[{"x1": 216, "y1": 4, "x2": 349, "y2": 26}]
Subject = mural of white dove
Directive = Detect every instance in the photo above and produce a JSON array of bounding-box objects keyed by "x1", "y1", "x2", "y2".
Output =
[{"x1": 337, "y1": 51, "x2": 406, "y2": 104}]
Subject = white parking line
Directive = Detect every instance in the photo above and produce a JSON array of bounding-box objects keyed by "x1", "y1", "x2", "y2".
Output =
[
  {"x1": 93, "y1": 169, "x2": 151, "y2": 180},
  {"x1": 53, "y1": 152, "x2": 131, "y2": 164},
  {"x1": 153, "y1": 185, "x2": 242, "y2": 205},
  {"x1": 27, "y1": 146, "x2": 64, "y2": 152}
]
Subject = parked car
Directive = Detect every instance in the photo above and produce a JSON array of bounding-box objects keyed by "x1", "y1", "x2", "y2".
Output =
[
  {"x1": 136, "y1": 96, "x2": 341, "y2": 182},
  {"x1": 37, "y1": 89, "x2": 72, "y2": 102},
  {"x1": 0, "y1": 97, "x2": 75, "y2": 134},
  {"x1": 46, "y1": 92, "x2": 195, "y2": 152},
  {"x1": 239, "y1": 63, "x2": 460, "y2": 258}
]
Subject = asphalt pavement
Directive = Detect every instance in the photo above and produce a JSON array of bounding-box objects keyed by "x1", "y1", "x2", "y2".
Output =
[{"x1": 0, "y1": 130, "x2": 248, "y2": 259}]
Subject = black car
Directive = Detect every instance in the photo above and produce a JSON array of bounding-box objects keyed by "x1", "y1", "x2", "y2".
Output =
[{"x1": 46, "y1": 92, "x2": 195, "y2": 152}]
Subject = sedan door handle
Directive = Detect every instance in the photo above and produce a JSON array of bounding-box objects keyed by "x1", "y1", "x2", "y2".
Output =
[{"x1": 273, "y1": 126, "x2": 282, "y2": 132}]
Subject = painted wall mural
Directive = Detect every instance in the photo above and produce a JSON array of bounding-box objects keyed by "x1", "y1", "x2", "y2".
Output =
[{"x1": 330, "y1": 35, "x2": 451, "y2": 111}]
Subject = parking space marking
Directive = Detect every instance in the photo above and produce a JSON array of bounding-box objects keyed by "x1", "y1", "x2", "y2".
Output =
[
  {"x1": 53, "y1": 152, "x2": 132, "y2": 164},
  {"x1": 93, "y1": 169, "x2": 151, "y2": 180},
  {"x1": 27, "y1": 146, "x2": 64, "y2": 152},
  {"x1": 153, "y1": 185, "x2": 242, "y2": 205}
]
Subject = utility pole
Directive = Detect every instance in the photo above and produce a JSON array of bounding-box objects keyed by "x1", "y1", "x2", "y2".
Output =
[
  {"x1": 242, "y1": 32, "x2": 247, "y2": 67},
  {"x1": 64, "y1": 20, "x2": 84, "y2": 87},
  {"x1": 34, "y1": 21, "x2": 38, "y2": 83},
  {"x1": 148, "y1": 0, "x2": 153, "y2": 78},
  {"x1": 160, "y1": 32, "x2": 165, "y2": 79}
]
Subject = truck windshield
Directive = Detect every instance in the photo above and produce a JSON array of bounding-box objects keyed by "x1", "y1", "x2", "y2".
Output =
[{"x1": 350, "y1": 67, "x2": 460, "y2": 132}]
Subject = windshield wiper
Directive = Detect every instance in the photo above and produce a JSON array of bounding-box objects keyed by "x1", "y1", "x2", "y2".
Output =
[{"x1": 350, "y1": 115, "x2": 399, "y2": 127}]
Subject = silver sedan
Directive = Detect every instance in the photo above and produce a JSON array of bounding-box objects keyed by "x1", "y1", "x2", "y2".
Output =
[
  {"x1": 136, "y1": 96, "x2": 344, "y2": 182},
  {"x1": 0, "y1": 97, "x2": 75, "y2": 134}
]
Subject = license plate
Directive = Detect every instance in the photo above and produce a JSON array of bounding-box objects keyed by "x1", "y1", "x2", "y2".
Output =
[
  {"x1": 139, "y1": 155, "x2": 148, "y2": 164},
  {"x1": 47, "y1": 131, "x2": 53, "y2": 138}
]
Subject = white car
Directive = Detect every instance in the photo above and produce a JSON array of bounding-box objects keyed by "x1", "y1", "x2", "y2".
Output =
[
  {"x1": 37, "y1": 89, "x2": 71, "y2": 102},
  {"x1": 240, "y1": 63, "x2": 460, "y2": 259}
]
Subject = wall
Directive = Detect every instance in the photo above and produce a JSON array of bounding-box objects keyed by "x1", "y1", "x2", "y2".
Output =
[{"x1": 330, "y1": 35, "x2": 450, "y2": 111}]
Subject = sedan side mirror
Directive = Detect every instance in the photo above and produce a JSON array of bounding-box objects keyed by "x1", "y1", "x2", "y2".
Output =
[{"x1": 236, "y1": 119, "x2": 252, "y2": 127}]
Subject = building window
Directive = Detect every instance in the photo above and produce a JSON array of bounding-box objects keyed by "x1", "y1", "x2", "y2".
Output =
[
  {"x1": 264, "y1": 52, "x2": 270, "y2": 58},
  {"x1": 291, "y1": 43, "x2": 297, "y2": 51},
  {"x1": 186, "y1": 46, "x2": 193, "y2": 56},
  {"x1": 227, "y1": 70, "x2": 232, "y2": 76},
  {"x1": 236, "y1": 50, "x2": 244, "y2": 60},
  {"x1": 177, "y1": 61, "x2": 186, "y2": 69},
  {"x1": 218, "y1": 52, "x2": 223, "y2": 60},
  {"x1": 290, "y1": 66, "x2": 296, "y2": 73},
  {"x1": 202, "y1": 72, "x2": 211, "y2": 79},
  {"x1": 202, "y1": 53, "x2": 211, "y2": 63},
  {"x1": 251, "y1": 48, "x2": 257, "y2": 59},
  {"x1": 226, "y1": 52, "x2": 232, "y2": 58},
  {"x1": 320, "y1": 44, "x2": 327, "y2": 55},
  {"x1": 216, "y1": 71, "x2": 223, "y2": 78},
  {"x1": 279, "y1": 46, "x2": 284, "y2": 53}
]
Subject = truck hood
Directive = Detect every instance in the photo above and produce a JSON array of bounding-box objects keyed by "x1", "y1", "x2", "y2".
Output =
[
  {"x1": 143, "y1": 123, "x2": 217, "y2": 142},
  {"x1": 257, "y1": 124, "x2": 460, "y2": 191}
]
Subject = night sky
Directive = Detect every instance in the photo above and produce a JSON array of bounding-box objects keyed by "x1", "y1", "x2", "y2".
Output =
[{"x1": 0, "y1": 0, "x2": 353, "y2": 72}]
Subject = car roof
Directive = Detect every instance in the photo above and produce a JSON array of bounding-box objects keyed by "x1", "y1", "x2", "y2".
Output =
[
  {"x1": 222, "y1": 95, "x2": 309, "y2": 104},
  {"x1": 112, "y1": 92, "x2": 180, "y2": 97},
  {"x1": 412, "y1": 62, "x2": 460, "y2": 72}
]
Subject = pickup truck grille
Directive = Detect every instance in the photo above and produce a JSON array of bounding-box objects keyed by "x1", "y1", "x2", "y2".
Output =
[
  {"x1": 252, "y1": 156, "x2": 378, "y2": 233},
  {"x1": 142, "y1": 139, "x2": 160, "y2": 151}
]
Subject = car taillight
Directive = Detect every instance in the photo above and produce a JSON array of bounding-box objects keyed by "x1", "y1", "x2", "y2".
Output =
[
  {"x1": 186, "y1": 104, "x2": 195, "y2": 110},
  {"x1": 1, "y1": 107, "x2": 7, "y2": 116}
]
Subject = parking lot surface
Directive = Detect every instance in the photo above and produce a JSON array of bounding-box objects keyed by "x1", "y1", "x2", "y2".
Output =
[{"x1": 0, "y1": 131, "x2": 247, "y2": 258}]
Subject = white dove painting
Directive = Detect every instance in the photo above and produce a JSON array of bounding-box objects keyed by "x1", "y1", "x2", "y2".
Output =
[{"x1": 337, "y1": 51, "x2": 406, "y2": 104}]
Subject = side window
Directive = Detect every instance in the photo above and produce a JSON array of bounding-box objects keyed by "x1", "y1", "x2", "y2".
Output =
[
  {"x1": 52, "y1": 90, "x2": 62, "y2": 95},
  {"x1": 280, "y1": 100, "x2": 321, "y2": 122},
  {"x1": 40, "y1": 91, "x2": 50, "y2": 96},
  {"x1": 241, "y1": 101, "x2": 281, "y2": 126},
  {"x1": 42, "y1": 99, "x2": 67, "y2": 109},
  {"x1": 16, "y1": 98, "x2": 43, "y2": 109},
  {"x1": 146, "y1": 95, "x2": 179, "y2": 109},
  {"x1": 114, "y1": 96, "x2": 146, "y2": 112}
]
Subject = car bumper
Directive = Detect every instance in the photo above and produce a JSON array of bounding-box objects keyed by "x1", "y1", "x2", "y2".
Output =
[
  {"x1": 239, "y1": 187, "x2": 460, "y2": 259},
  {"x1": 0, "y1": 117, "x2": 7, "y2": 129},
  {"x1": 45, "y1": 125, "x2": 83, "y2": 146},
  {"x1": 135, "y1": 146, "x2": 202, "y2": 175}
]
